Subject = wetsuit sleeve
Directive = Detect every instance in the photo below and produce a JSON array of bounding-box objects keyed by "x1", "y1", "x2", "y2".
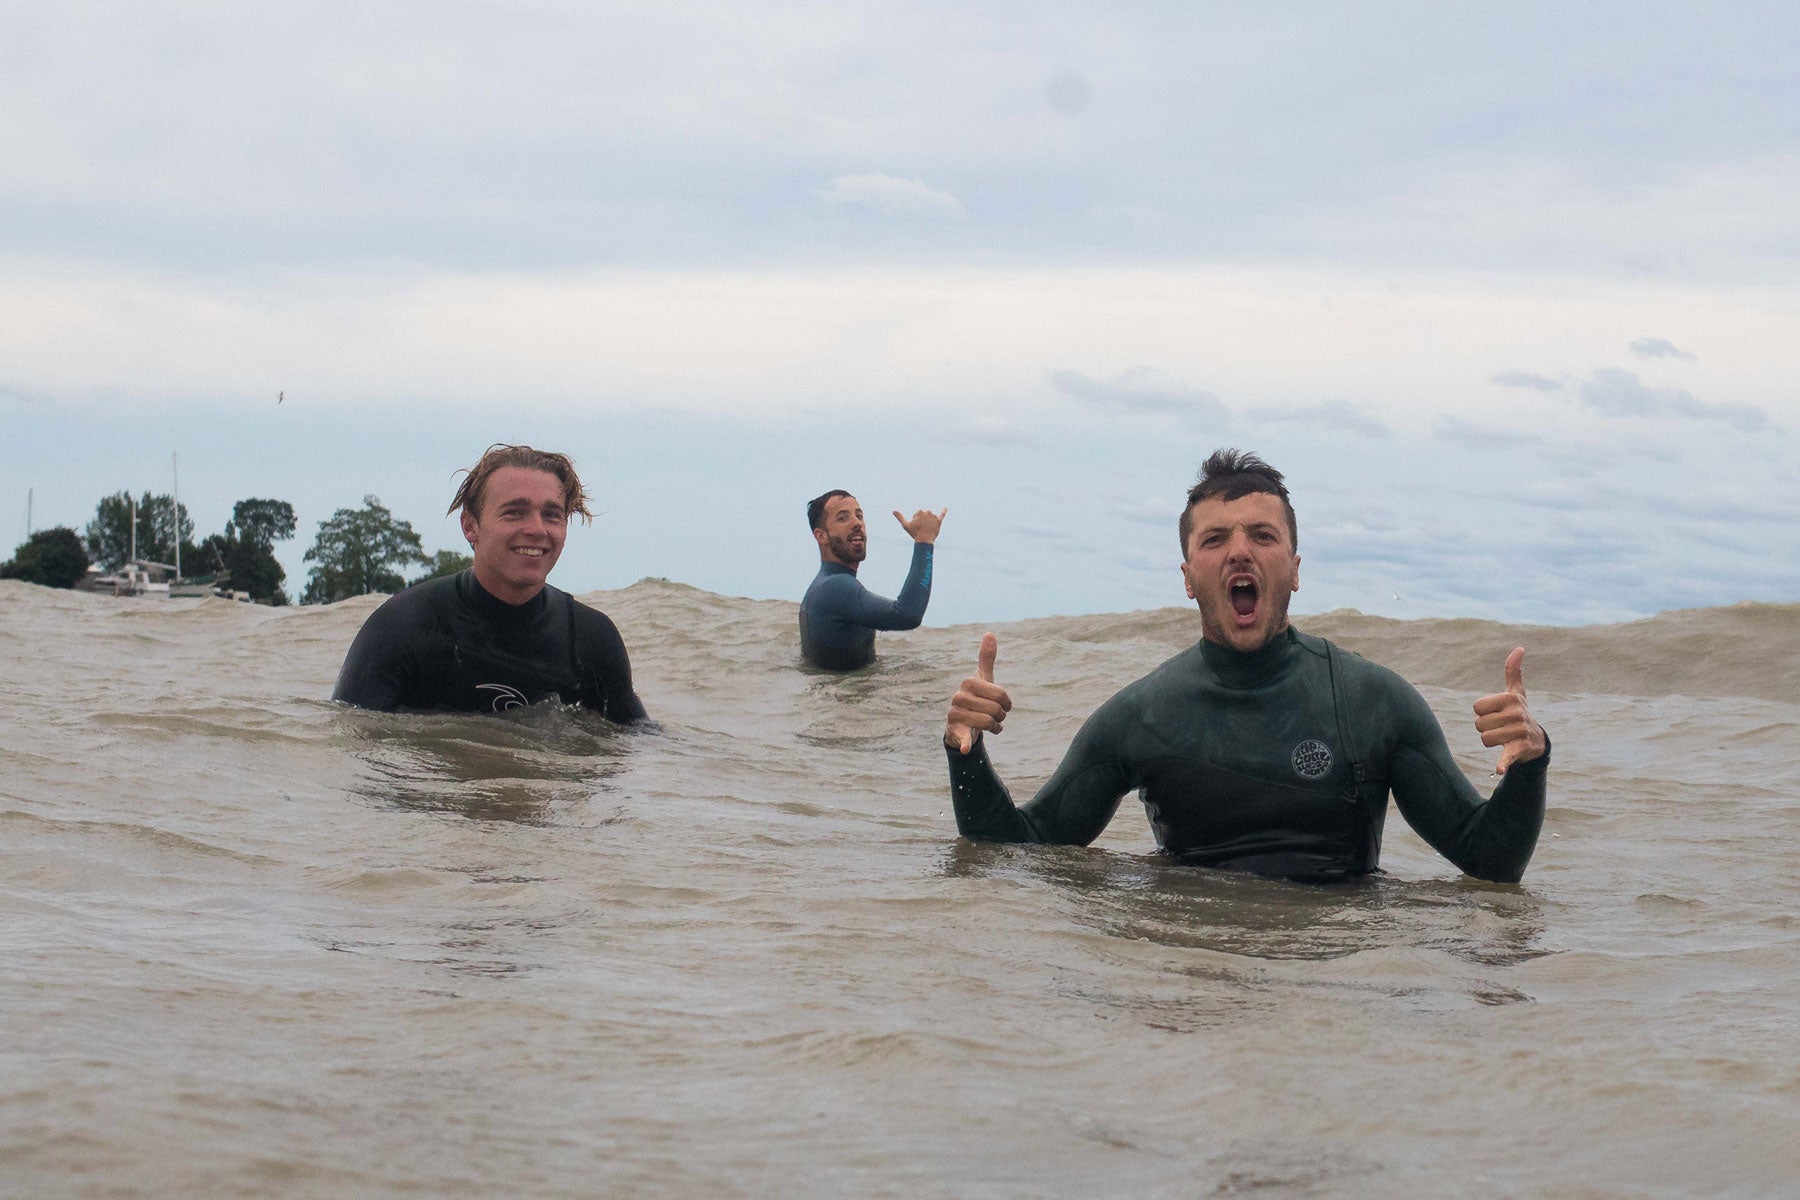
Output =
[
  {"x1": 331, "y1": 599, "x2": 416, "y2": 711},
  {"x1": 575, "y1": 608, "x2": 649, "y2": 724},
  {"x1": 840, "y1": 542, "x2": 933, "y2": 631},
  {"x1": 947, "y1": 698, "x2": 1133, "y2": 846},
  {"x1": 1383, "y1": 682, "x2": 1548, "y2": 884}
]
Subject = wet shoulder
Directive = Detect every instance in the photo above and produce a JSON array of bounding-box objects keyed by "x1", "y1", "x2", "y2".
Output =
[
  {"x1": 1097, "y1": 639, "x2": 1212, "y2": 718},
  {"x1": 566, "y1": 590, "x2": 624, "y2": 640},
  {"x1": 806, "y1": 570, "x2": 863, "y2": 607},
  {"x1": 1294, "y1": 628, "x2": 1433, "y2": 724},
  {"x1": 362, "y1": 572, "x2": 460, "y2": 627}
]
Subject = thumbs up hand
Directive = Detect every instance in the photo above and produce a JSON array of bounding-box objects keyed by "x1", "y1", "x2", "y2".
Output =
[
  {"x1": 946, "y1": 633, "x2": 1012, "y2": 754},
  {"x1": 1473, "y1": 646, "x2": 1547, "y2": 774}
]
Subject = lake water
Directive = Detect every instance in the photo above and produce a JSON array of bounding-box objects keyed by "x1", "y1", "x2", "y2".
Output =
[{"x1": 3, "y1": 578, "x2": 1797, "y2": 1198}]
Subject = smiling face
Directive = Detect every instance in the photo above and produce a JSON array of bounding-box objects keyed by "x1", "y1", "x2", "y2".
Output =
[
  {"x1": 814, "y1": 494, "x2": 867, "y2": 568},
  {"x1": 461, "y1": 466, "x2": 569, "y2": 604},
  {"x1": 1179, "y1": 491, "x2": 1301, "y2": 653}
]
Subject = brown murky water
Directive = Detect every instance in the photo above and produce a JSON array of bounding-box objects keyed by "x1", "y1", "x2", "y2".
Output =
[{"x1": 3, "y1": 580, "x2": 1797, "y2": 1197}]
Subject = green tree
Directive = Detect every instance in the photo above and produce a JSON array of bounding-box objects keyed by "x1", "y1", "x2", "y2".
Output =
[
  {"x1": 85, "y1": 491, "x2": 196, "y2": 570},
  {"x1": 232, "y1": 498, "x2": 297, "y2": 548},
  {"x1": 2, "y1": 527, "x2": 90, "y2": 588},
  {"x1": 409, "y1": 548, "x2": 473, "y2": 586},
  {"x1": 301, "y1": 495, "x2": 429, "y2": 604},
  {"x1": 204, "y1": 498, "x2": 297, "y2": 604}
]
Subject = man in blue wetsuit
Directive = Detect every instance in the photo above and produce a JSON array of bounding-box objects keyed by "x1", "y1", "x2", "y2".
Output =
[
  {"x1": 800, "y1": 489, "x2": 945, "y2": 671},
  {"x1": 943, "y1": 449, "x2": 1548, "y2": 883},
  {"x1": 333, "y1": 444, "x2": 647, "y2": 722}
]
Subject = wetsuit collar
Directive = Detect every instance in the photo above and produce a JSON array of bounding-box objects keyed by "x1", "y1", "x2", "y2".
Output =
[
  {"x1": 1199, "y1": 625, "x2": 1301, "y2": 689},
  {"x1": 457, "y1": 568, "x2": 552, "y2": 625},
  {"x1": 816, "y1": 561, "x2": 857, "y2": 579}
]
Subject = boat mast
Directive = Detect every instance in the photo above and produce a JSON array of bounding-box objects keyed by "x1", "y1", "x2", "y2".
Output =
[{"x1": 172, "y1": 452, "x2": 181, "y2": 581}]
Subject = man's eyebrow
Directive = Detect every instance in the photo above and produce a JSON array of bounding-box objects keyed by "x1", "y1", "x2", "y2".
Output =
[{"x1": 1200, "y1": 519, "x2": 1281, "y2": 534}]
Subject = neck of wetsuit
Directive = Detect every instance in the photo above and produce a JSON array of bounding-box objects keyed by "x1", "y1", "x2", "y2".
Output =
[
  {"x1": 1199, "y1": 626, "x2": 1301, "y2": 689},
  {"x1": 457, "y1": 568, "x2": 551, "y2": 625}
]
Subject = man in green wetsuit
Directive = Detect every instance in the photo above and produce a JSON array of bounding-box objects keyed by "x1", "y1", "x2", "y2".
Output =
[{"x1": 943, "y1": 449, "x2": 1548, "y2": 883}]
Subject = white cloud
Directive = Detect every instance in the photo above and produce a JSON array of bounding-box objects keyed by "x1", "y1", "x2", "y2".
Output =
[
  {"x1": 1044, "y1": 70, "x2": 1093, "y2": 116},
  {"x1": 1250, "y1": 400, "x2": 1389, "y2": 439},
  {"x1": 819, "y1": 173, "x2": 969, "y2": 222},
  {"x1": 1629, "y1": 337, "x2": 1697, "y2": 361},
  {"x1": 963, "y1": 416, "x2": 1036, "y2": 446},
  {"x1": 3, "y1": 265, "x2": 1795, "y2": 432},
  {"x1": 1048, "y1": 367, "x2": 1227, "y2": 421},
  {"x1": 1432, "y1": 416, "x2": 1544, "y2": 451},
  {"x1": 1577, "y1": 367, "x2": 1768, "y2": 431},
  {"x1": 1492, "y1": 371, "x2": 1565, "y2": 393}
]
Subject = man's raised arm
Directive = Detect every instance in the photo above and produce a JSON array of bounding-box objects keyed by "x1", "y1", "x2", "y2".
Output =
[
  {"x1": 943, "y1": 634, "x2": 1129, "y2": 846},
  {"x1": 1389, "y1": 647, "x2": 1549, "y2": 883}
]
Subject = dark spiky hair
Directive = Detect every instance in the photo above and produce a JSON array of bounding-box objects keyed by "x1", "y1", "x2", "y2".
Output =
[{"x1": 1178, "y1": 448, "x2": 1297, "y2": 553}]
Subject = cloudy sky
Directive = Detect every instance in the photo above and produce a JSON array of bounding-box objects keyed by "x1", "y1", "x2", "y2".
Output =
[{"x1": 5, "y1": 2, "x2": 1797, "y2": 625}]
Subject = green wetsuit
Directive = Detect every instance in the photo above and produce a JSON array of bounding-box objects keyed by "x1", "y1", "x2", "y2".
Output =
[{"x1": 947, "y1": 627, "x2": 1547, "y2": 883}]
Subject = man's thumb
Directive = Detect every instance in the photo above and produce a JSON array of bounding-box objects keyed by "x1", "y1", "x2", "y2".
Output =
[
  {"x1": 1505, "y1": 646, "x2": 1526, "y2": 696},
  {"x1": 978, "y1": 633, "x2": 998, "y2": 683}
]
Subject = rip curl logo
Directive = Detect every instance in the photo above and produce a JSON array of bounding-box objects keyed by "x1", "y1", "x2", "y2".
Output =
[
  {"x1": 1291, "y1": 739, "x2": 1333, "y2": 781},
  {"x1": 476, "y1": 683, "x2": 531, "y2": 712}
]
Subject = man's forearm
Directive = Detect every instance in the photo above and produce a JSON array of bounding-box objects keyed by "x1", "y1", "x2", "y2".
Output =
[
  {"x1": 946, "y1": 738, "x2": 1037, "y2": 842},
  {"x1": 893, "y1": 541, "x2": 933, "y2": 626},
  {"x1": 1444, "y1": 737, "x2": 1550, "y2": 883}
]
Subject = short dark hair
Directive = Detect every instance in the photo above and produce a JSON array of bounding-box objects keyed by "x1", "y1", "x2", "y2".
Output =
[
  {"x1": 807, "y1": 489, "x2": 854, "y2": 532},
  {"x1": 1178, "y1": 448, "x2": 1297, "y2": 553},
  {"x1": 449, "y1": 444, "x2": 593, "y2": 524}
]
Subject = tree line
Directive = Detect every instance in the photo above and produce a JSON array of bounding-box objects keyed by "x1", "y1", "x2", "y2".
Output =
[{"x1": 3, "y1": 493, "x2": 471, "y2": 604}]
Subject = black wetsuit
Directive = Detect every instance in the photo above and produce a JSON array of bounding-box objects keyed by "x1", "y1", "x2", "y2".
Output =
[
  {"x1": 947, "y1": 627, "x2": 1546, "y2": 882},
  {"x1": 799, "y1": 543, "x2": 933, "y2": 671},
  {"x1": 332, "y1": 570, "x2": 647, "y2": 722}
]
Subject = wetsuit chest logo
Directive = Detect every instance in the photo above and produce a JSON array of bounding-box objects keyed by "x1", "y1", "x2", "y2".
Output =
[
  {"x1": 1290, "y1": 739, "x2": 1333, "y2": 781},
  {"x1": 476, "y1": 683, "x2": 532, "y2": 712}
]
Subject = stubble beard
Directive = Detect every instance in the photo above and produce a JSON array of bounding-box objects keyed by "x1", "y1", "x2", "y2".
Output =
[{"x1": 830, "y1": 534, "x2": 866, "y2": 565}]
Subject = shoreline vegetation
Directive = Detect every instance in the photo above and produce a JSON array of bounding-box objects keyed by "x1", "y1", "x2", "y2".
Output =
[{"x1": 4, "y1": 491, "x2": 471, "y2": 606}]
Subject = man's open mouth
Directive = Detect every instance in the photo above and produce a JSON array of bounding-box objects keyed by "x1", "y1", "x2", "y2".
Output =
[
  {"x1": 1229, "y1": 576, "x2": 1259, "y2": 619},
  {"x1": 513, "y1": 546, "x2": 547, "y2": 558}
]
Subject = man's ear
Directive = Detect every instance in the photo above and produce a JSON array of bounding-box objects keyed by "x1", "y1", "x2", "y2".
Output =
[
  {"x1": 1291, "y1": 553, "x2": 1301, "y2": 593},
  {"x1": 461, "y1": 509, "x2": 479, "y2": 546},
  {"x1": 813, "y1": 527, "x2": 829, "y2": 551},
  {"x1": 1179, "y1": 559, "x2": 1197, "y2": 600}
]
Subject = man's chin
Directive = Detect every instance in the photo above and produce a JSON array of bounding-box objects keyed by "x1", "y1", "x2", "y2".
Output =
[{"x1": 1201, "y1": 609, "x2": 1282, "y2": 652}]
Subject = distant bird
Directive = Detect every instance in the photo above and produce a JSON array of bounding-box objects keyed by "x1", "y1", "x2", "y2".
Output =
[{"x1": 278, "y1": 391, "x2": 284, "y2": 404}]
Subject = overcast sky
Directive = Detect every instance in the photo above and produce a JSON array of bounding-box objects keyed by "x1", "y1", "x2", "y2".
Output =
[{"x1": 5, "y1": 2, "x2": 1798, "y2": 626}]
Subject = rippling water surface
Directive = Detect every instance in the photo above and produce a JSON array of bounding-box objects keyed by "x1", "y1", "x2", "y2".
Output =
[{"x1": 3, "y1": 580, "x2": 1797, "y2": 1198}]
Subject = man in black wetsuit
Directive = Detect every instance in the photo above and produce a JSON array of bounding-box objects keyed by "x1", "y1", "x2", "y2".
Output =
[
  {"x1": 332, "y1": 444, "x2": 647, "y2": 722},
  {"x1": 943, "y1": 449, "x2": 1548, "y2": 883},
  {"x1": 799, "y1": 489, "x2": 945, "y2": 671}
]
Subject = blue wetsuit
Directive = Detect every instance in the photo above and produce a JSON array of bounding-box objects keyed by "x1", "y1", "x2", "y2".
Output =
[
  {"x1": 948, "y1": 627, "x2": 1546, "y2": 883},
  {"x1": 799, "y1": 543, "x2": 933, "y2": 671}
]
